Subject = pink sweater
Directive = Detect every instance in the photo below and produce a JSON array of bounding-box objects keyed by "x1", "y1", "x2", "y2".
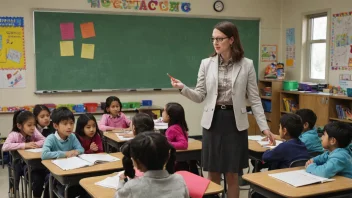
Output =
[
  {"x1": 2, "y1": 128, "x2": 45, "y2": 151},
  {"x1": 98, "y1": 113, "x2": 131, "y2": 131},
  {"x1": 165, "y1": 124, "x2": 188, "y2": 150}
]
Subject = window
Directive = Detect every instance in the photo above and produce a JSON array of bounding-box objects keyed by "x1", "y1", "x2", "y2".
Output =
[{"x1": 307, "y1": 13, "x2": 328, "y2": 80}]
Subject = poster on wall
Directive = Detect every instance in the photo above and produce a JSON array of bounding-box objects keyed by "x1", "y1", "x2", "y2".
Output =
[
  {"x1": 0, "y1": 69, "x2": 25, "y2": 88},
  {"x1": 331, "y1": 11, "x2": 352, "y2": 71},
  {"x1": 286, "y1": 28, "x2": 296, "y2": 67},
  {"x1": 261, "y1": 45, "x2": 277, "y2": 62}
]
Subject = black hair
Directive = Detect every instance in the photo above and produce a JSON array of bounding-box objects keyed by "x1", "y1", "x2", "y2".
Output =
[
  {"x1": 165, "y1": 102, "x2": 188, "y2": 137},
  {"x1": 295, "y1": 109, "x2": 317, "y2": 130},
  {"x1": 12, "y1": 110, "x2": 35, "y2": 132},
  {"x1": 104, "y1": 96, "x2": 122, "y2": 114},
  {"x1": 75, "y1": 113, "x2": 102, "y2": 138},
  {"x1": 121, "y1": 132, "x2": 176, "y2": 179},
  {"x1": 280, "y1": 113, "x2": 303, "y2": 139},
  {"x1": 324, "y1": 122, "x2": 352, "y2": 148},
  {"x1": 33, "y1": 104, "x2": 51, "y2": 126},
  {"x1": 132, "y1": 113, "x2": 154, "y2": 135},
  {"x1": 51, "y1": 107, "x2": 75, "y2": 124}
]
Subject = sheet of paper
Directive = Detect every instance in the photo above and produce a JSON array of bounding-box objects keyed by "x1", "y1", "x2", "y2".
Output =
[
  {"x1": 26, "y1": 148, "x2": 43, "y2": 153},
  {"x1": 52, "y1": 157, "x2": 91, "y2": 170},
  {"x1": 269, "y1": 169, "x2": 334, "y2": 187},
  {"x1": 248, "y1": 135, "x2": 264, "y2": 141},
  {"x1": 60, "y1": 22, "x2": 75, "y2": 40},
  {"x1": 263, "y1": 140, "x2": 283, "y2": 149},
  {"x1": 81, "y1": 43, "x2": 95, "y2": 59},
  {"x1": 7, "y1": 49, "x2": 21, "y2": 63},
  {"x1": 79, "y1": 154, "x2": 119, "y2": 164},
  {"x1": 116, "y1": 134, "x2": 133, "y2": 141},
  {"x1": 60, "y1": 41, "x2": 74, "y2": 56},
  {"x1": 80, "y1": 22, "x2": 96, "y2": 39}
]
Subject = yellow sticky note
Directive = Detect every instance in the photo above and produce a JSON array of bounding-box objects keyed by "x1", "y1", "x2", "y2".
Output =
[
  {"x1": 81, "y1": 43, "x2": 95, "y2": 59},
  {"x1": 60, "y1": 41, "x2": 74, "y2": 56}
]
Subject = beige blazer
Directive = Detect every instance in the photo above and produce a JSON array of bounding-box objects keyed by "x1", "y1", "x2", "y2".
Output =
[{"x1": 181, "y1": 55, "x2": 269, "y2": 132}]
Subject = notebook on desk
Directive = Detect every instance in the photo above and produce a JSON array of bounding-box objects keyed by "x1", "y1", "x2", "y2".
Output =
[
  {"x1": 26, "y1": 148, "x2": 43, "y2": 153},
  {"x1": 269, "y1": 169, "x2": 334, "y2": 187},
  {"x1": 52, "y1": 154, "x2": 120, "y2": 170}
]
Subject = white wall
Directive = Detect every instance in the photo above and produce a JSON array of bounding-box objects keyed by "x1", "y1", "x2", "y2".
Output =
[
  {"x1": 0, "y1": 0, "x2": 282, "y2": 137},
  {"x1": 282, "y1": 0, "x2": 352, "y2": 86}
]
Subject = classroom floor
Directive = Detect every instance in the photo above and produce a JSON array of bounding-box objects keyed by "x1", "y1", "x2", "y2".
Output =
[{"x1": 0, "y1": 166, "x2": 251, "y2": 198}]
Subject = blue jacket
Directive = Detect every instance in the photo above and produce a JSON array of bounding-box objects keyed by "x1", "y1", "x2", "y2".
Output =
[
  {"x1": 299, "y1": 128, "x2": 324, "y2": 153},
  {"x1": 262, "y1": 139, "x2": 310, "y2": 170},
  {"x1": 306, "y1": 148, "x2": 352, "y2": 179},
  {"x1": 42, "y1": 132, "x2": 84, "y2": 160}
]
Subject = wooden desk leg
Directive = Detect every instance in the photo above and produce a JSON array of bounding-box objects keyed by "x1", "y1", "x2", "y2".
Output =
[
  {"x1": 49, "y1": 174, "x2": 53, "y2": 198},
  {"x1": 27, "y1": 165, "x2": 32, "y2": 198}
]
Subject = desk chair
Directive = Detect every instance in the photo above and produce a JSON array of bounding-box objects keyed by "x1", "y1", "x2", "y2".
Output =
[
  {"x1": 289, "y1": 159, "x2": 309, "y2": 168},
  {"x1": 7, "y1": 151, "x2": 25, "y2": 198}
]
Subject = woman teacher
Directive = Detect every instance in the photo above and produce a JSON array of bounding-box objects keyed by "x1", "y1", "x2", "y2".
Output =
[{"x1": 170, "y1": 21, "x2": 276, "y2": 198}]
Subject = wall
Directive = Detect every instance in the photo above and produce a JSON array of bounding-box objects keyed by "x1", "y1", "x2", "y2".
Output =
[
  {"x1": 282, "y1": 0, "x2": 352, "y2": 86},
  {"x1": 0, "y1": 0, "x2": 282, "y2": 136}
]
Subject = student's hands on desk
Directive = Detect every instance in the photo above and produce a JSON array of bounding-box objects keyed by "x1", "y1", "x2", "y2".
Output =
[
  {"x1": 305, "y1": 159, "x2": 314, "y2": 168},
  {"x1": 65, "y1": 150, "x2": 79, "y2": 157},
  {"x1": 90, "y1": 142, "x2": 98, "y2": 151},
  {"x1": 262, "y1": 130, "x2": 276, "y2": 146},
  {"x1": 25, "y1": 142, "x2": 39, "y2": 149}
]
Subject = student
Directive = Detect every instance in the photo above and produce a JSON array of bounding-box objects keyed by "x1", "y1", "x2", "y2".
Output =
[
  {"x1": 306, "y1": 122, "x2": 352, "y2": 178},
  {"x1": 262, "y1": 114, "x2": 310, "y2": 170},
  {"x1": 295, "y1": 109, "x2": 324, "y2": 153},
  {"x1": 120, "y1": 113, "x2": 155, "y2": 138},
  {"x1": 99, "y1": 96, "x2": 131, "y2": 131},
  {"x1": 75, "y1": 113, "x2": 103, "y2": 154},
  {"x1": 116, "y1": 132, "x2": 189, "y2": 198},
  {"x1": 3, "y1": 110, "x2": 46, "y2": 198},
  {"x1": 41, "y1": 107, "x2": 85, "y2": 198},
  {"x1": 33, "y1": 104, "x2": 55, "y2": 137},
  {"x1": 163, "y1": 102, "x2": 188, "y2": 150}
]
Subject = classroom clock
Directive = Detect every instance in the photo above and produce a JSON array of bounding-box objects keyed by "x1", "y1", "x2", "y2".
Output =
[{"x1": 213, "y1": 0, "x2": 224, "y2": 12}]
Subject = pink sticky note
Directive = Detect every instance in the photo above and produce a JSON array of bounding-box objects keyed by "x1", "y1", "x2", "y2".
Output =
[
  {"x1": 176, "y1": 171, "x2": 210, "y2": 198},
  {"x1": 60, "y1": 22, "x2": 75, "y2": 40}
]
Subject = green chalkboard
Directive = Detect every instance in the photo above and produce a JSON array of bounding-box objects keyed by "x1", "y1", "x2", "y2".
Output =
[{"x1": 34, "y1": 11, "x2": 259, "y2": 91}]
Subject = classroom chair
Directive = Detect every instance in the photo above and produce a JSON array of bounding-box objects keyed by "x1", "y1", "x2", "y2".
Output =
[
  {"x1": 7, "y1": 151, "x2": 26, "y2": 198},
  {"x1": 289, "y1": 159, "x2": 309, "y2": 168}
]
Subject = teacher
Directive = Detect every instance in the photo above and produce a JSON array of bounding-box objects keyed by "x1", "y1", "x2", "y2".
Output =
[{"x1": 170, "y1": 21, "x2": 275, "y2": 198}]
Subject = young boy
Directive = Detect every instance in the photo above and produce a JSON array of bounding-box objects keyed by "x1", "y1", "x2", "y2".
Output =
[
  {"x1": 295, "y1": 109, "x2": 324, "y2": 153},
  {"x1": 262, "y1": 114, "x2": 310, "y2": 170},
  {"x1": 306, "y1": 122, "x2": 352, "y2": 179},
  {"x1": 41, "y1": 107, "x2": 85, "y2": 197},
  {"x1": 42, "y1": 107, "x2": 84, "y2": 159}
]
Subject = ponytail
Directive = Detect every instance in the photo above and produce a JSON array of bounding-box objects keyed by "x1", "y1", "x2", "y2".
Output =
[
  {"x1": 165, "y1": 146, "x2": 176, "y2": 174},
  {"x1": 121, "y1": 142, "x2": 135, "y2": 178}
]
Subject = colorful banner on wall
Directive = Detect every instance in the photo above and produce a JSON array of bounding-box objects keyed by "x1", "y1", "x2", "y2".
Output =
[
  {"x1": 88, "y1": 0, "x2": 191, "y2": 13},
  {"x1": 0, "y1": 17, "x2": 26, "y2": 69},
  {"x1": 286, "y1": 28, "x2": 295, "y2": 67},
  {"x1": 331, "y1": 11, "x2": 352, "y2": 71},
  {"x1": 0, "y1": 69, "x2": 25, "y2": 88},
  {"x1": 261, "y1": 45, "x2": 277, "y2": 62}
]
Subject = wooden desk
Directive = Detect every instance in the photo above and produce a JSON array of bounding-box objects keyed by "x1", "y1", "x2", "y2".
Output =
[
  {"x1": 248, "y1": 140, "x2": 268, "y2": 173},
  {"x1": 42, "y1": 152, "x2": 124, "y2": 198},
  {"x1": 18, "y1": 150, "x2": 45, "y2": 198},
  {"x1": 103, "y1": 132, "x2": 127, "y2": 152},
  {"x1": 80, "y1": 172, "x2": 223, "y2": 198},
  {"x1": 243, "y1": 167, "x2": 352, "y2": 198}
]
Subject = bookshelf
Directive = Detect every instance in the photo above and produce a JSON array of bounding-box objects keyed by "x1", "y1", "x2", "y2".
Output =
[
  {"x1": 248, "y1": 79, "x2": 283, "y2": 135},
  {"x1": 328, "y1": 95, "x2": 352, "y2": 124}
]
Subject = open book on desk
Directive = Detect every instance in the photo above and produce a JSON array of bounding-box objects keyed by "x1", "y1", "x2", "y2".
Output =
[
  {"x1": 52, "y1": 154, "x2": 120, "y2": 171},
  {"x1": 269, "y1": 169, "x2": 334, "y2": 187}
]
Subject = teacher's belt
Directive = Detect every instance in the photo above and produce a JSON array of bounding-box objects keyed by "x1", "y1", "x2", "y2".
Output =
[{"x1": 215, "y1": 105, "x2": 233, "y2": 110}]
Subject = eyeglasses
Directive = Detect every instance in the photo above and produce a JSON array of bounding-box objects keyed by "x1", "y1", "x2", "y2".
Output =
[{"x1": 210, "y1": 37, "x2": 228, "y2": 43}]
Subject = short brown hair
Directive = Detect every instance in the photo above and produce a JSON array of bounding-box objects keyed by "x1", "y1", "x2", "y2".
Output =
[{"x1": 212, "y1": 21, "x2": 244, "y2": 63}]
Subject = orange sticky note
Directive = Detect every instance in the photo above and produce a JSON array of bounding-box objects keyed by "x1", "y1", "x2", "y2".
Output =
[
  {"x1": 286, "y1": 59, "x2": 294, "y2": 67},
  {"x1": 80, "y1": 22, "x2": 96, "y2": 39}
]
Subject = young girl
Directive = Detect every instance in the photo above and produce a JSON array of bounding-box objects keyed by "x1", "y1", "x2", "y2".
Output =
[
  {"x1": 116, "y1": 132, "x2": 189, "y2": 198},
  {"x1": 3, "y1": 110, "x2": 46, "y2": 198},
  {"x1": 120, "y1": 113, "x2": 155, "y2": 138},
  {"x1": 163, "y1": 102, "x2": 188, "y2": 150},
  {"x1": 33, "y1": 104, "x2": 55, "y2": 137},
  {"x1": 99, "y1": 96, "x2": 131, "y2": 131},
  {"x1": 75, "y1": 113, "x2": 104, "y2": 154}
]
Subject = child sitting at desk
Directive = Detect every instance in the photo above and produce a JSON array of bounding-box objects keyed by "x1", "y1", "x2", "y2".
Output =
[
  {"x1": 75, "y1": 113, "x2": 104, "y2": 154},
  {"x1": 41, "y1": 107, "x2": 85, "y2": 198},
  {"x1": 99, "y1": 96, "x2": 131, "y2": 131},
  {"x1": 33, "y1": 104, "x2": 55, "y2": 137},
  {"x1": 116, "y1": 132, "x2": 189, "y2": 198},
  {"x1": 262, "y1": 114, "x2": 310, "y2": 170},
  {"x1": 296, "y1": 109, "x2": 324, "y2": 153},
  {"x1": 306, "y1": 122, "x2": 352, "y2": 179},
  {"x1": 120, "y1": 113, "x2": 155, "y2": 138},
  {"x1": 3, "y1": 110, "x2": 46, "y2": 198}
]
